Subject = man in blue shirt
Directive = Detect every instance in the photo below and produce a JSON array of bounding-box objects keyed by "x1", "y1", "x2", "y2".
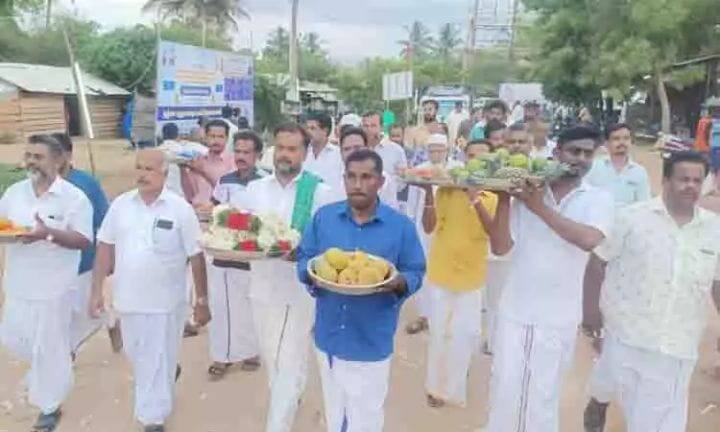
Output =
[
  {"x1": 52, "y1": 133, "x2": 110, "y2": 355},
  {"x1": 585, "y1": 123, "x2": 651, "y2": 207},
  {"x1": 297, "y1": 149, "x2": 426, "y2": 432}
]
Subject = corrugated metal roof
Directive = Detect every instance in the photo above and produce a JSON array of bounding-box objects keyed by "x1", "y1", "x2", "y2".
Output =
[{"x1": 0, "y1": 63, "x2": 130, "y2": 96}]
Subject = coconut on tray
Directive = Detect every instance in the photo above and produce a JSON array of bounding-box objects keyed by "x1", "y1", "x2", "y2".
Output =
[{"x1": 401, "y1": 149, "x2": 568, "y2": 190}]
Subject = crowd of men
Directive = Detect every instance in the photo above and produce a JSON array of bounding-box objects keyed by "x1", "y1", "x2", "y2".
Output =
[{"x1": 0, "y1": 97, "x2": 719, "y2": 432}]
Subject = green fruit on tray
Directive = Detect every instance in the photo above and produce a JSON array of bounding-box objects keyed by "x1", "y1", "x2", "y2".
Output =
[
  {"x1": 531, "y1": 158, "x2": 549, "y2": 172},
  {"x1": 466, "y1": 158, "x2": 487, "y2": 173},
  {"x1": 495, "y1": 148, "x2": 510, "y2": 160},
  {"x1": 508, "y1": 154, "x2": 530, "y2": 169}
]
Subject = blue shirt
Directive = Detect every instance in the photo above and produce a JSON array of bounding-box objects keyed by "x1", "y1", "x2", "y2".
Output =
[
  {"x1": 585, "y1": 157, "x2": 651, "y2": 207},
  {"x1": 67, "y1": 168, "x2": 109, "y2": 274},
  {"x1": 297, "y1": 201, "x2": 426, "y2": 362}
]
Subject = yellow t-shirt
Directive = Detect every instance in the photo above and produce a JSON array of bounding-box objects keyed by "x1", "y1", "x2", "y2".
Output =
[{"x1": 427, "y1": 188, "x2": 498, "y2": 291}]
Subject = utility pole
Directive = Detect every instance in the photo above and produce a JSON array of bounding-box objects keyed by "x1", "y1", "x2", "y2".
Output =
[
  {"x1": 62, "y1": 27, "x2": 96, "y2": 175},
  {"x1": 508, "y1": 0, "x2": 520, "y2": 61},
  {"x1": 463, "y1": 0, "x2": 480, "y2": 77},
  {"x1": 45, "y1": 0, "x2": 52, "y2": 28},
  {"x1": 288, "y1": 0, "x2": 300, "y2": 103}
]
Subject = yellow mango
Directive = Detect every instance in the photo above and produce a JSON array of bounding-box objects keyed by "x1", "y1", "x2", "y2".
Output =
[
  {"x1": 315, "y1": 258, "x2": 338, "y2": 283},
  {"x1": 324, "y1": 247, "x2": 350, "y2": 271}
]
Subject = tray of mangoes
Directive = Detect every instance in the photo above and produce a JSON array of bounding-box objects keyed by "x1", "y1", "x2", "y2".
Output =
[
  {"x1": 0, "y1": 218, "x2": 28, "y2": 244},
  {"x1": 308, "y1": 248, "x2": 398, "y2": 296},
  {"x1": 400, "y1": 150, "x2": 568, "y2": 191}
]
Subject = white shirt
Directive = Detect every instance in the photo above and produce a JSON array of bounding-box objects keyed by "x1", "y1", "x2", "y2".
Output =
[
  {"x1": 373, "y1": 139, "x2": 408, "y2": 175},
  {"x1": 446, "y1": 109, "x2": 469, "y2": 144},
  {"x1": 0, "y1": 177, "x2": 92, "y2": 300},
  {"x1": 530, "y1": 140, "x2": 557, "y2": 160},
  {"x1": 97, "y1": 189, "x2": 202, "y2": 314},
  {"x1": 304, "y1": 143, "x2": 344, "y2": 188},
  {"x1": 330, "y1": 170, "x2": 400, "y2": 211},
  {"x1": 597, "y1": 197, "x2": 720, "y2": 359},
  {"x1": 237, "y1": 172, "x2": 335, "y2": 305},
  {"x1": 499, "y1": 183, "x2": 615, "y2": 327}
]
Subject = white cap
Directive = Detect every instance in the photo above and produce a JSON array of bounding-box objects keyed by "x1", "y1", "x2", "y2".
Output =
[
  {"x1": 426, "y1": 133, "x2": 448, "y2": 148},
  {"x1": 339, "y1": 113, "x2": 362, "y2": 128}
]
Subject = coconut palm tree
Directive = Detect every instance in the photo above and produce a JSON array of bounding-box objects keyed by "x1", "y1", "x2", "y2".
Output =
[
  {"x1": 142, "y1": 0, "x2": 250, "y2": 47},
  {"x1": 435, "y1": 23, "x2": 462, "y2": 59},
  {"x1": 398, "y1": 21, "x2": 434, "y2": 60}
]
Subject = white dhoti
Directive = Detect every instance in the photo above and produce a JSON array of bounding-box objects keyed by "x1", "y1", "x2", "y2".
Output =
[
  {"x1": 413, "y1": 279, "x2": 433, "y2": 318},
  {"x1": 208, "y1": 265, "x2": 259, "y2": 363},
  {"x1": 120, "y1": 305, "x2": 186, "y2": 426},
  {"x1": 252, "y1": 294, "x2": 314, "y2": 432},
  {"x1": 587, "y1": 332, "x2": 695, "y2": 432},
  {"x1": 0, "y1": 292, "x2": 73, "y2": 414},
  {"x1": 69, "y1": 272, "x2": 102, "y2": 352},
  {"x1": 483, "y1": 256, "x2": 510, "y2": 352},
  {"x1": 425, "y1": 284, "x2": 482, "y2": 406},
  {"x1": 316, "y1": 348, "x2": 391, "y2": 432},
  {"x1": 486, "y1": 317, "x2": 577, "y2": 432}
]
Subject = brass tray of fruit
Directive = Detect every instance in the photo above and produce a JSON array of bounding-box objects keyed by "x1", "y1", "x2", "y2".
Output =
[
  {"x1": 400, "y1": 150, "x2": 567, "y2": 192},
  {"x1": 308, "y1": 248, "x2": 398, "y2": 296},
  {"x1": 0, "y1": 218, "x2": 28, "y2": 244}
]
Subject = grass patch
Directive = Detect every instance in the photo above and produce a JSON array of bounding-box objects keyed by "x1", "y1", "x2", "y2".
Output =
[{"x1": 0, "y1": 163, "x2": 25, "y2": 195}]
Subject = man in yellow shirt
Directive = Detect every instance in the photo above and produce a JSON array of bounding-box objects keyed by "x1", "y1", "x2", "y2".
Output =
[{"x1": 420, "y1": 140, "x2": 498, "y2": 408}]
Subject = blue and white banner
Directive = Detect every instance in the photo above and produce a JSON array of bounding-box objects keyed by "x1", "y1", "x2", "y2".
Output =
[{"x1": 155, "y1": 40, "x2": 254, "y2": 136}]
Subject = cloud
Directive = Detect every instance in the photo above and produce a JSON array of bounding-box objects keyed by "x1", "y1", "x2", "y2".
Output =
[{"x1": 56, "y1": 0, "x2": 470, "y2": 63}]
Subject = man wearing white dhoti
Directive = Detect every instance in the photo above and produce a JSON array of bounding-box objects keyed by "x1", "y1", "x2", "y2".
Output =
[
  {"x1": 297, "y1": 149, "x2": 426, "y2": 432},
  {"x1": 90, "y1": 149, "x2": 210, "y2": 432},
  {"x1": 238, "y1": 122, "x2": 334, "y2": 432},
  {"x1": 206, "y1": 130, "x2": 265, "y2": 379},
  {"x1": 483, "y1": 125, "x2": 614, "y2": 432},
  {"x1": 0, "y1": 134, "x2": 92, "y2": 432},
  {"x1": 419, "y1": 140, "x2": 497, "y2": 409},
  {"x1": 582, "y1": 150, "x2": 720, "y2": 432}
]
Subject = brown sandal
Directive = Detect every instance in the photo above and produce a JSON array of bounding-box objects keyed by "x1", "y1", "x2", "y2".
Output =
[
  {"x1": 207, "y1": 362, "x2": 231, "y2": 379},
  {"x1": 427, "y1": 394, "x2": 445, "y2": 408},
  {"x1": 405, "y1": 317, "x2": 429, "y2": 335},
  {"x1": 240, "y1": 356, "x2": 261, "y2": 372}
]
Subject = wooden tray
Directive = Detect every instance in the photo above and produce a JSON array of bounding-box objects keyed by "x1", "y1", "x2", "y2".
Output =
[
  {"x1": 306, "y1": 256, "x2": 398, "y2": 296},
  {"x1": 402, "y1": 176, "x2": 545, "y2": 192}
]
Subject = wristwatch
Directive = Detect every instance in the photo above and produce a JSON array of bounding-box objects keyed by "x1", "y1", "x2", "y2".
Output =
[{"x1": 46, "y1": 233, "x2": 55, "y2": 243}]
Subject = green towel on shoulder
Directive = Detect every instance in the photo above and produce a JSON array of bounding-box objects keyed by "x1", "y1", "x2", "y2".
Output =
[{"x1": 291, "y1": 171, "x2": 322, "y2": 232}]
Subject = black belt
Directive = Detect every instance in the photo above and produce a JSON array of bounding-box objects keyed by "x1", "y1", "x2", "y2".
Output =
[{"x1": 212, "y1": 259, "x2": 251, "y2": 271}]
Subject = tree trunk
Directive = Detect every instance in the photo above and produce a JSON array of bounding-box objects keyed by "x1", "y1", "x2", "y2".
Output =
[
  {"x1": 288, "y1": 0, "x2": 300, "y2": 102},
  {"x1": 655, "y1": 66, "x2": 671, "y2": 134}
]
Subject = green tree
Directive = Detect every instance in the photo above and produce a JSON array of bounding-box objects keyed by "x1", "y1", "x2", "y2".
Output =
[{"x1": 434, "y1": 23, "x2": 462, "y2": 60}]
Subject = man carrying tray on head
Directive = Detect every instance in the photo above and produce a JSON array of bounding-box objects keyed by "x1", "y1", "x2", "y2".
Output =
[
  {"x1": 234, "y1": 122, "x2": 335, "y2": 432},
  {"x1": 297, "y1": 149, "x2": 426, "y2": 432}
]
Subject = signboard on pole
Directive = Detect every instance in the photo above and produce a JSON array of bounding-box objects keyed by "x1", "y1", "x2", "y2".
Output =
[
  {"x1": 155, "y1": 40, "x2": 254, "y2": 136},
  {"x1": 382, "y1": 71, "x2": 413, "y2": 101}
]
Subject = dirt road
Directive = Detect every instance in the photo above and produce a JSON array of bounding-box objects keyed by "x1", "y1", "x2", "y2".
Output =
[{"x1": 0, "y1": 141, "x2": 718, "y2": 432}]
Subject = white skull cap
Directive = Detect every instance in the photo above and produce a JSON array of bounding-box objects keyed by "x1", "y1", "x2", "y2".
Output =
[{"x1": 427, "y1": 133, "x2": 449, "y2": 147}]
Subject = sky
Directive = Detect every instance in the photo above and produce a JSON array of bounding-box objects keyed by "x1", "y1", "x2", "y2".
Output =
[{"x1": 55, "y1": 0, "x2": 472, "y2": 64}]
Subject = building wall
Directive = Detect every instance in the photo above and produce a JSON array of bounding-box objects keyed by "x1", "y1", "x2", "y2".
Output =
[
  {"x1": 18, "y1": 92, "x2": 66, "y2": 137},
  {"x1": 88, "y1": 96, "x2": 125, "y2": 138},
  {"x1": 0, "y1": 87, "x2": 21, "y2": 141}
]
